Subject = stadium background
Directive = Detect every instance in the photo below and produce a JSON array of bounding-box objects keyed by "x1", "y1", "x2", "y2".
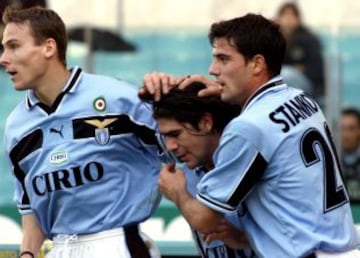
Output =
[{"x1": 1, "y1": 0, "x2": 360, "y2": 257}]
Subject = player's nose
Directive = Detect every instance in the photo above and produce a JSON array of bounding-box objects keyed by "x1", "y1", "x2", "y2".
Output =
[
  {"x1": 166, "y1": 138, "x2": 178, "y2": 152},
  {"x1": 0, "y1": 49, "x2": 10, "y2": 68},
  {"x1": 208, "y1": 60, "x2": 220, "y2": 76}
]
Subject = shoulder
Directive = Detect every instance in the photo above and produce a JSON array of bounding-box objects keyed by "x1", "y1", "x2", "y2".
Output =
[
  {"x1": 222, "y1": 86, "x2": 309, "y2": 144},
  {"x1": 80, "y1": 72, "x2": 139, "y2": 94},
  {"x1": 5, "y1": 98, "x2": 27, "y2": 130},
  {"x1": 76, "y1": 72, "x2": 156, "y2": 127},
  {"x1": 76, "y1": 72, "x2": 142, "y2": 106},
  {"x1": 4, "y1": 98, "x2": 29, "y2": 150},
  {"x1": 222, "y1": 115, "x2": 264, "y2": 150},
  {"x1": 225, "y1": 115, "x2": 258, "y2": 135},
  {"x1": 228, "y1": 86, "x2": 294, "y2": 133}
]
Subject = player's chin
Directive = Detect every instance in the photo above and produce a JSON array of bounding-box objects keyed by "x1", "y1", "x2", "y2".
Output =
[
  {"x1": 13, "y1": 81, "x2": 27, "y2": 91},
  {"x1": 220, "y1": 90, "x2": 231, "y2": 101},
  {"x1": 185, "y1": 160, "x2": 199, "y2": 170},
  {"x1": 221, "y1": 92, "x2": 239, "y2": 105}
]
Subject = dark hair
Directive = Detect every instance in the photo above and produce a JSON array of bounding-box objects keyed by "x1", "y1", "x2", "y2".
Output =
[
  {"x1": 209, "y1": 13, "x2": 286, "y2": 77},
  {"x1": 2, "y1": 6, "x2": 67, "y2": 66},
  {"x1": 342, "y1": 108, "x2": 360, "y2": 125},
  {"x1": 277, "y1": 2, "x2": 301, "y2": 20},
  {"x1": 153, "y1": 82, "x2": 241, "y2": 133}
]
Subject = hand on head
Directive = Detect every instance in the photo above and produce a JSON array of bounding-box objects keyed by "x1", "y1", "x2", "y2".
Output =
[
  {"x1": 139, "y1": 73, "x2": 222, "y2": 101},
  {"x1": 139, "y1": 72, "x2": 184, "y2": 101},
  {"x1": 178, "y1": 74, "x2": 223, "y2": 97}
]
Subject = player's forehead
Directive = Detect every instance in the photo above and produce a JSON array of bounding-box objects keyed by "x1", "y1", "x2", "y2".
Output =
[
  {"x1": 342, "y1": 114, "x2": 359, "y2": 123},
  {"x1": 2, "y1": 22, "x2": 33, "y2": 45},
  {"x1": 212, "y1": 37, "x2": 238, "y2": 55},
  {"x1": 156, "y1": 118, "x2": 183, "y2": 133},
  {"x1": 341, "y1": 115, "x2": 360, "y2": 128}
]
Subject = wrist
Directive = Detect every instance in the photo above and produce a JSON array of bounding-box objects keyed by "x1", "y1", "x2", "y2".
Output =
[
  {"x1": 175, "y1": 189, "x2": 190, "y2": 208},
  {"x1": 19, "y1": 251, "x2": 35, "y2": 258}
]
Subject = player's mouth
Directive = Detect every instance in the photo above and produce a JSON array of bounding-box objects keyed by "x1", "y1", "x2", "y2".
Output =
[
  {"x1": 7, "y1": 70, "x2": 18, "y2": 79},
  {"x1": 216, "y1": 80, "x2": 226, "y2": 87},
  {"x1": 177, "y1": 153, "x2": 188, "y2": 163}
]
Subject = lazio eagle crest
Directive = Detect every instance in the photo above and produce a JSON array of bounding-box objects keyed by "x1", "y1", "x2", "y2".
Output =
[{"x1": 84, "y1": 118, "x2": 118, "y2": 145}]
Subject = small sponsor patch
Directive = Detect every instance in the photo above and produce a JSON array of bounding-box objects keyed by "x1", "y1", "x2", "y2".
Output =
[
  {"x1": 49, "y1": 151, "x2": 68, "y2": 165},
  {"x1": 93, "y1": 96, "x2": 106, "y2": 112}
]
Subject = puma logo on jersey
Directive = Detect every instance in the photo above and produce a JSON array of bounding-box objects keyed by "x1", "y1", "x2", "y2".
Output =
[{"x1": 50, "y1": 125, "x2": 64, "y2": 138}]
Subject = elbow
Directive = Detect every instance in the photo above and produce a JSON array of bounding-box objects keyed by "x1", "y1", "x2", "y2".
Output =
[{"x1": 189, "y1": 210, "x2": 222, "y2": 234}]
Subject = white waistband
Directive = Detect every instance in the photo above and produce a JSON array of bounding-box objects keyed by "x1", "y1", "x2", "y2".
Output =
[
  {"x1": 315, "y1": 249, "x2": 360, "y2": 257},
  {"x1": 53, "y1": 227, "x2": 125, "y2": 244}
]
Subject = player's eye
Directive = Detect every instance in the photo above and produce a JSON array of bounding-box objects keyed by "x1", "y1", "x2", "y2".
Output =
[
  {"x1": 216, "y1": 54, "x2": 229, "y2": 64},
  {"x1": 163, "y1": 130, "x2": 181, "y2": 139},
  {"x1": 8, "y1": 43, "x2": 18, "y2": 49}
]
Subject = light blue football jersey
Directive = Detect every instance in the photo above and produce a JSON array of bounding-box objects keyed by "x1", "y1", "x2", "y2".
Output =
[
  {"x1": 4, "y1": 67, "x2": 163, "y2": 238},
  {"x1": 184, "y1": 166, "x2": 257, "y2": 258},
  {"x1": 196, "y1": 76, "x2": 360, "y2": 257}
]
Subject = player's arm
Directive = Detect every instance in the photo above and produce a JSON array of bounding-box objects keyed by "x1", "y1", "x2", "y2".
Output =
[
  {"x1": 158, "y1": 164, "x2": 223, "y2": 233},
  {"x1": 20, "y1": 214, "x2": 46, "y2": 257},
  {"x1": 203, "y1": 219, "x2": 250, "y2": 249},
  {"x1": 177, "y1": 190, "x2": 224, "y2": 233}
]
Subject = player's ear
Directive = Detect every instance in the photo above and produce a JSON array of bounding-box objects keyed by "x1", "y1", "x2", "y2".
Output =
[
  {"x1": 199, "y1": 113, "x2": 213, "y2": 133},
  {"x1": 250, "y1": 54, "x2": 266, "y2": 75},
  {"x1": 43, "y1": 38, "x2": 57, "y2": 59}
]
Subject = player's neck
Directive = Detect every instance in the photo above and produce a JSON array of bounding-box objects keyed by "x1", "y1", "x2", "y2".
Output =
[
  {"x1": 241, "y1": 74, "x2": 272, "y2": 106},
  {"x1": 203, "y1": 135, "x2": 221, "y2": 171},
  {"x1": 34, "y1": 64, "x2": 71, "y2": 107}
]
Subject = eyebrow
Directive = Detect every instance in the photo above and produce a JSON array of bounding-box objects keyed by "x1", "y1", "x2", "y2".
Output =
[
  {"x1": 160, "y1": 129, "x2": 182, "y2": 137},
  {"x1": 2, "y1": 39, "x2": 19, "y2": 47},
  {"x1": 213, "y1": 53, "x2": 230, "y2": 58}
]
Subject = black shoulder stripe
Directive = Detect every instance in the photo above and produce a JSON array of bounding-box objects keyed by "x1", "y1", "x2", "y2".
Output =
[
  {"x1": 9, "y1": 129, "x2": 43, "y2": 164},
  {"x1": 197, "y1": 192, "x2": 235, "y2": 212},
  {"x1": 9, "y1": 129, "x2": 43, "y2": 206},
  {"x1": 18, "y1": 175, "x2": 30, "y2": 206},
  {"x1": 227, "y1": 152, "x2": 268, "y2": 207}
]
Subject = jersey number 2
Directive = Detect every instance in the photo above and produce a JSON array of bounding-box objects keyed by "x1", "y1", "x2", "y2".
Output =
[{"x1": 300, "y1": 123, "x2": 349, "y2": 213}]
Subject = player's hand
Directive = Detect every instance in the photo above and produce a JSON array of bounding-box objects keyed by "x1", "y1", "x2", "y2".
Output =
[
  {"x1": 139, "y1": 72, "x2": 187, "y2": 102},
  {"x1": 178, "y1": 74, "x2": 223, "y2": 97},
  {"x1": 158, "y1": 164, "x2": 187, "y2": 203},
  {"x1": 203, "y1": 219, "x2": 250, "y2": 250}
]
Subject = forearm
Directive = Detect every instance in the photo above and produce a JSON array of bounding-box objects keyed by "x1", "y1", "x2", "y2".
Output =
[
  {"x1": 175, "y1": 190, "x2": 223, "y2": 234},
  {"x1": 203, "y1": 220, "x2": 251, "y2": 250},
  {"x1": 20, "y1": 214, "x2": 46, "y2": 256},
  {"x1": 158, "y1": 166, "x2": 223, "y2": 233}
]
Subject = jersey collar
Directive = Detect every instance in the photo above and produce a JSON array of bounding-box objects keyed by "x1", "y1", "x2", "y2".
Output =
[
  {"x1": 241, "y1": 75, "x2": 286, "y2": 113},
  {"x1": 194, "y1": 166, "x2": 210, "y2": 175},
  {"x1": 26, "y1": 66, "x2": 83, "y2": 111}
]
